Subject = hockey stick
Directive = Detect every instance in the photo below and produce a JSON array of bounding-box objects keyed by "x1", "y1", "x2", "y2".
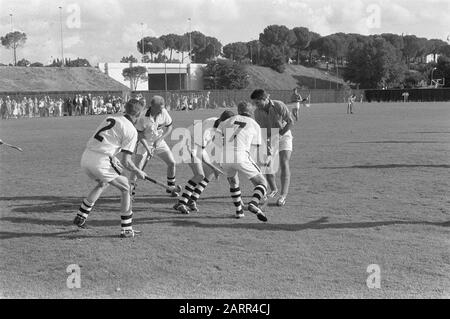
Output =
[
  {"x1": 144, "y1": 176, "x2": 181, "y2": 194},
  {"x1": 0, "y1": 139, "x2": 23, "y2": 152},
  {"x1": 202, "y1": 159, "x2": 225, "y2": 178}
]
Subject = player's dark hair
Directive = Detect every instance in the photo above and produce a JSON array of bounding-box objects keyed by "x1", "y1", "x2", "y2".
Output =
[
  {"x1": 250, "y1": 89, "x2": 267, "y2": 100},
  {"x1": 214, "y1": 110, "x2": 235, "y2": 128},
  {"x1": 124, "y1": 98, "x2": 144, "y2": 116}
]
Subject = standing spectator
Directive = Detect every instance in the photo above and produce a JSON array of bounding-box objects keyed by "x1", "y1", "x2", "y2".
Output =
[
  {"x1": 0, "y1": 98, "x2": 5, "y2": 119},
  {"x1": 33, "y1": 97, "x2": 39, "y2": 117},
  {"x1": 87, "y1": 94, "x2": 93, "y2": 115},
  {"x1": 402, "y1": 91, "x2": 409, "y2": 102},
  {"x1": 12, "y1": 99, "x2": 19, "y2": 119},
  {"x1": 5, "y1": 96, "x2": 12, "y2": 119},
  {"x1": 82, "y1": 96, "x2": 88, "y2": 115}
]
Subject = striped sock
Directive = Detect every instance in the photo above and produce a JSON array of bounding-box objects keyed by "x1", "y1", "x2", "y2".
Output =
[
  {"x1": 230, "y1": 187, "x2": 243, "y2": 214},
  {"x1": 121, "y1": 212, "x2": 133, "y2": 231},
  {"x1": 167, "y1": 176, "x2": 176, "y2": 193},
  {"x1": 77, "y1": 199, "x2": 94, "y2": 220},
  {"x1": 190, "y1": 178, "x2": 210, "y2": 202},
  {"x1": 179, "y1": 180, "x2": 197, "y2": 205},
  {"x1": 249, "y1": 184, "x2": 267, "y2": 207}
]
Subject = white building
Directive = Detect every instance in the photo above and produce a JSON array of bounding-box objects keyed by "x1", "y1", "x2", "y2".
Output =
[
  {"x1": 97, "y1": 62, "x2": 206, "y2": 91},
  {"x1": 426, "y1": 53, "x2": 440, "y2": 64}
]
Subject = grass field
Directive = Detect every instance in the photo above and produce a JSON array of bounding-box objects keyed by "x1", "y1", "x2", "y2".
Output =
[{"x1": 0, "y1": 102, "x2": 449, "y2": 299}]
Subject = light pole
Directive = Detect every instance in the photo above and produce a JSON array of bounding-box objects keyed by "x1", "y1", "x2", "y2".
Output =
[
  {"x1": 9, "y1": 13, "x2": 14, "y2": 65},
  {"x1": 430, "y1": 67, "x2": 437, "y2": 87},
  {"x1": 164, "y1": 56, "x2": 168, "y2": 92},
  {"x1": 187, "y1": 18, "x2": 192, "y2": 90},
  {"x1": 141, "y1": 22, "x2": 145, "y2": 61},
  {"x1": 58, "y1": 6, "x2": 64, "y2": 67},
  {"x1": 188, "y1": 18, "x2": 192, "y2": 62}
]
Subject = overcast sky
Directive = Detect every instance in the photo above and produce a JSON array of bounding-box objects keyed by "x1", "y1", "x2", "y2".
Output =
[{"x1": 0, "y1": 0, "x2": 449, "y2": 65}]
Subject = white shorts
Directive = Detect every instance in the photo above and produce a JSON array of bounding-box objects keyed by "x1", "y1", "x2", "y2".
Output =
[
  {"x1": 221, "y1": 152, "x2": 262, "y2": 179},
  {"x1": 260, "y1": 131, "x2": 293, "y2": 174},
  {"x1": 80, "y1": 150, "x2": 122, "y2": 183},
  {"x1": 136, "y1": 139, "x2": 171, "y2": 156},
  {"x1": 271, "y1": 131, "x2": 293, "y2": 153}
]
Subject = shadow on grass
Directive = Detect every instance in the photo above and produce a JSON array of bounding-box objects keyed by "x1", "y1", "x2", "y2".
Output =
[
  {"x1": 320, "y1": 164, "x2": 450, "y2": 169},
  {"x1": 404, "y1": 132, "x2": 450, "y2": 134},
  {"x1": 1, "y1": 216, "x2": 448, "y2": 239},
  {"x1": 348, "y1": 141, "x2": 447, "y2": 144},
  {"x1": 0, "y1": 195, "x2": 180, "y2": 214},
  {"x1": 166, "y1": 217, "x2": 450, "y2": 231}
]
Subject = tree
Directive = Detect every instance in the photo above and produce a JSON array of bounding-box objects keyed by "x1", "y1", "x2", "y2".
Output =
[
  {"x1": 137, "y1": 36, "x2": 164, "y2": 62},
  {"x1": 47, "y1": 58, "x2": 63, "y2": 67},
  {"x1": 202, "y1": 36, "x2": 222, "y2": 62},
  {"x1": 380, "y1": 33, "x2": 404, "y2": 60},
  {"x1": 439, "y1": 44, "x2": 450, "y2": 57},
  {"x1": 259, "y1": 25, "x2": 296, "y2": 63},
  {"x1": 30, "y1": 62, "x2": 44, "y2": 67},
  {"x1": 203, "y1": 59, "x2": 249, "y2": 89},
  {"x1": 223, "y1": 42, "x2": 248, "y2": 63},
  {"x1": 306, "y1": 31, "x2": 321, "y2": 65},
  {"x1": 187, "y1": 31, "x2": 207, "y2": 63},
  {"x1": 436, "y1": 55, "x2": 450, "y2": 87},
  {"x1": 345, "y1": 37, "x2": 407, "y2": 88},
  {"x1": 428, "y1": 39, "x2": 448, "y2": 61},
  {"x1": 247, "y1": 40, "x2": 261, "y2": 65},
  {"x1": 1, "y1": 31, "x2": 27, "y2": 66},
  {"x1": 122, "y1": 66, "x2": 148, "y2": 91},
  {"x1": 160, "y1": 34, "x2": 179, "y2": 61},
  {"x1": 174, "y1": 34, "x2": 189, "y2": 62},
  {"x1": 120, "y1": 55, "x2": 138, "y2": 63},
  {"x1": 17, "y1": 58, "x2": 30, "y2": 67},
  {"x1": 66, "y1": 58, "x2": 91, "y2": 67},
  {"x1": 260, "y1": 45, "x2": 286, "y2": 73},
  {"x1": 291, "y1": 27, "x2": 311, "y2": 64},
  {"x1": 403, "y1": 35, "x2": 421, "y2": 66}
]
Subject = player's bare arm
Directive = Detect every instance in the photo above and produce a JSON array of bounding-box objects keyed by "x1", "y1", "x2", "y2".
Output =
[
  {"x1": 154, "y1": 124, "x2": 173, "y2": 148},
  {"x1": 138, "y1": 131, "x2": 154, "y2": 157},
  {"x1": 120, "y1": 152, "x2": 146, "y2": 179}
]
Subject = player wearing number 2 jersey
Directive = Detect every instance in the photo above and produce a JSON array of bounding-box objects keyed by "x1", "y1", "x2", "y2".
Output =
[
  {"x1": 216, "y1": 102, "x2": 268, "y2": 222},
  {"x1": 74, "y1": 99, "x2": 147, "y2": 238}
]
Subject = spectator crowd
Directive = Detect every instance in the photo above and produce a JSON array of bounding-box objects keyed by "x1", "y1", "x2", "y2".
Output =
[{"x1": 0, "y1": 94, "x2": 124, "y2": 119}]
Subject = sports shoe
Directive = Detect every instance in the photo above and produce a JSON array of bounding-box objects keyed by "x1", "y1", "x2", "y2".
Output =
[
  {"x1": 174, "y1": 203, "x2": 190, "y2": 215},
  {"x1": 240, "y1": 201, "x2": 247, "y2": 211},
  {"x1": 276, "y1": 195, "x2": 287, "y2": 207},
  {"x1": 73, "y1": 215, "x2": 87, "y2": 229},
  {"x1": 235, "y1": 211, "x2": 245, "y2": 219},
  {"x1": 167, "y1": 185, "x2": 182, "y2": 197},
  {"x1": 267, "y1": 189, "x2": 278, "y2": 198},
  {"x1": 187, "y1": 200, "x2": 198, "y2": 212},
  {"x1": 247, "y1": 203, "x2": 268, "y2": 222},
  {"x1": 173, "y1": 202, "x2": 183, "y2": 211},
  {"x1": 120, "y1": 229, "x2": 141, "y2": 238}
]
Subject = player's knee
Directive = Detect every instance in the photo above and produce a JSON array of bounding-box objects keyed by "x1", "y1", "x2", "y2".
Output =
[
  {"x1": 194, "y1": 173, "x2": 205, "y2": 182},
  {"x1": 252, "y1": 174, "x2": 267, "y2": 188},
  {"x1": 111, "y1": 176, "x2": 130, "y2": 192},
  {"x1": 227, "y1": 176, "x2": 238, "y2": 186},
  {"x1": 280, "y1": 159, "x2": 290, "y2": 171},
  {"x1": 97, "y1": 180, "x2": 109, "y2": 188}
]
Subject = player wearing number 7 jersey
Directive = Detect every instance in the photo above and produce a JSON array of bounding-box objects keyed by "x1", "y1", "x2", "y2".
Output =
[
  {"x1": 74, "y1": 99, "x2": 147, "y2": 238},
  {"x1": 216, "y1": 102, "x2": 268, "y2": 222}
]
